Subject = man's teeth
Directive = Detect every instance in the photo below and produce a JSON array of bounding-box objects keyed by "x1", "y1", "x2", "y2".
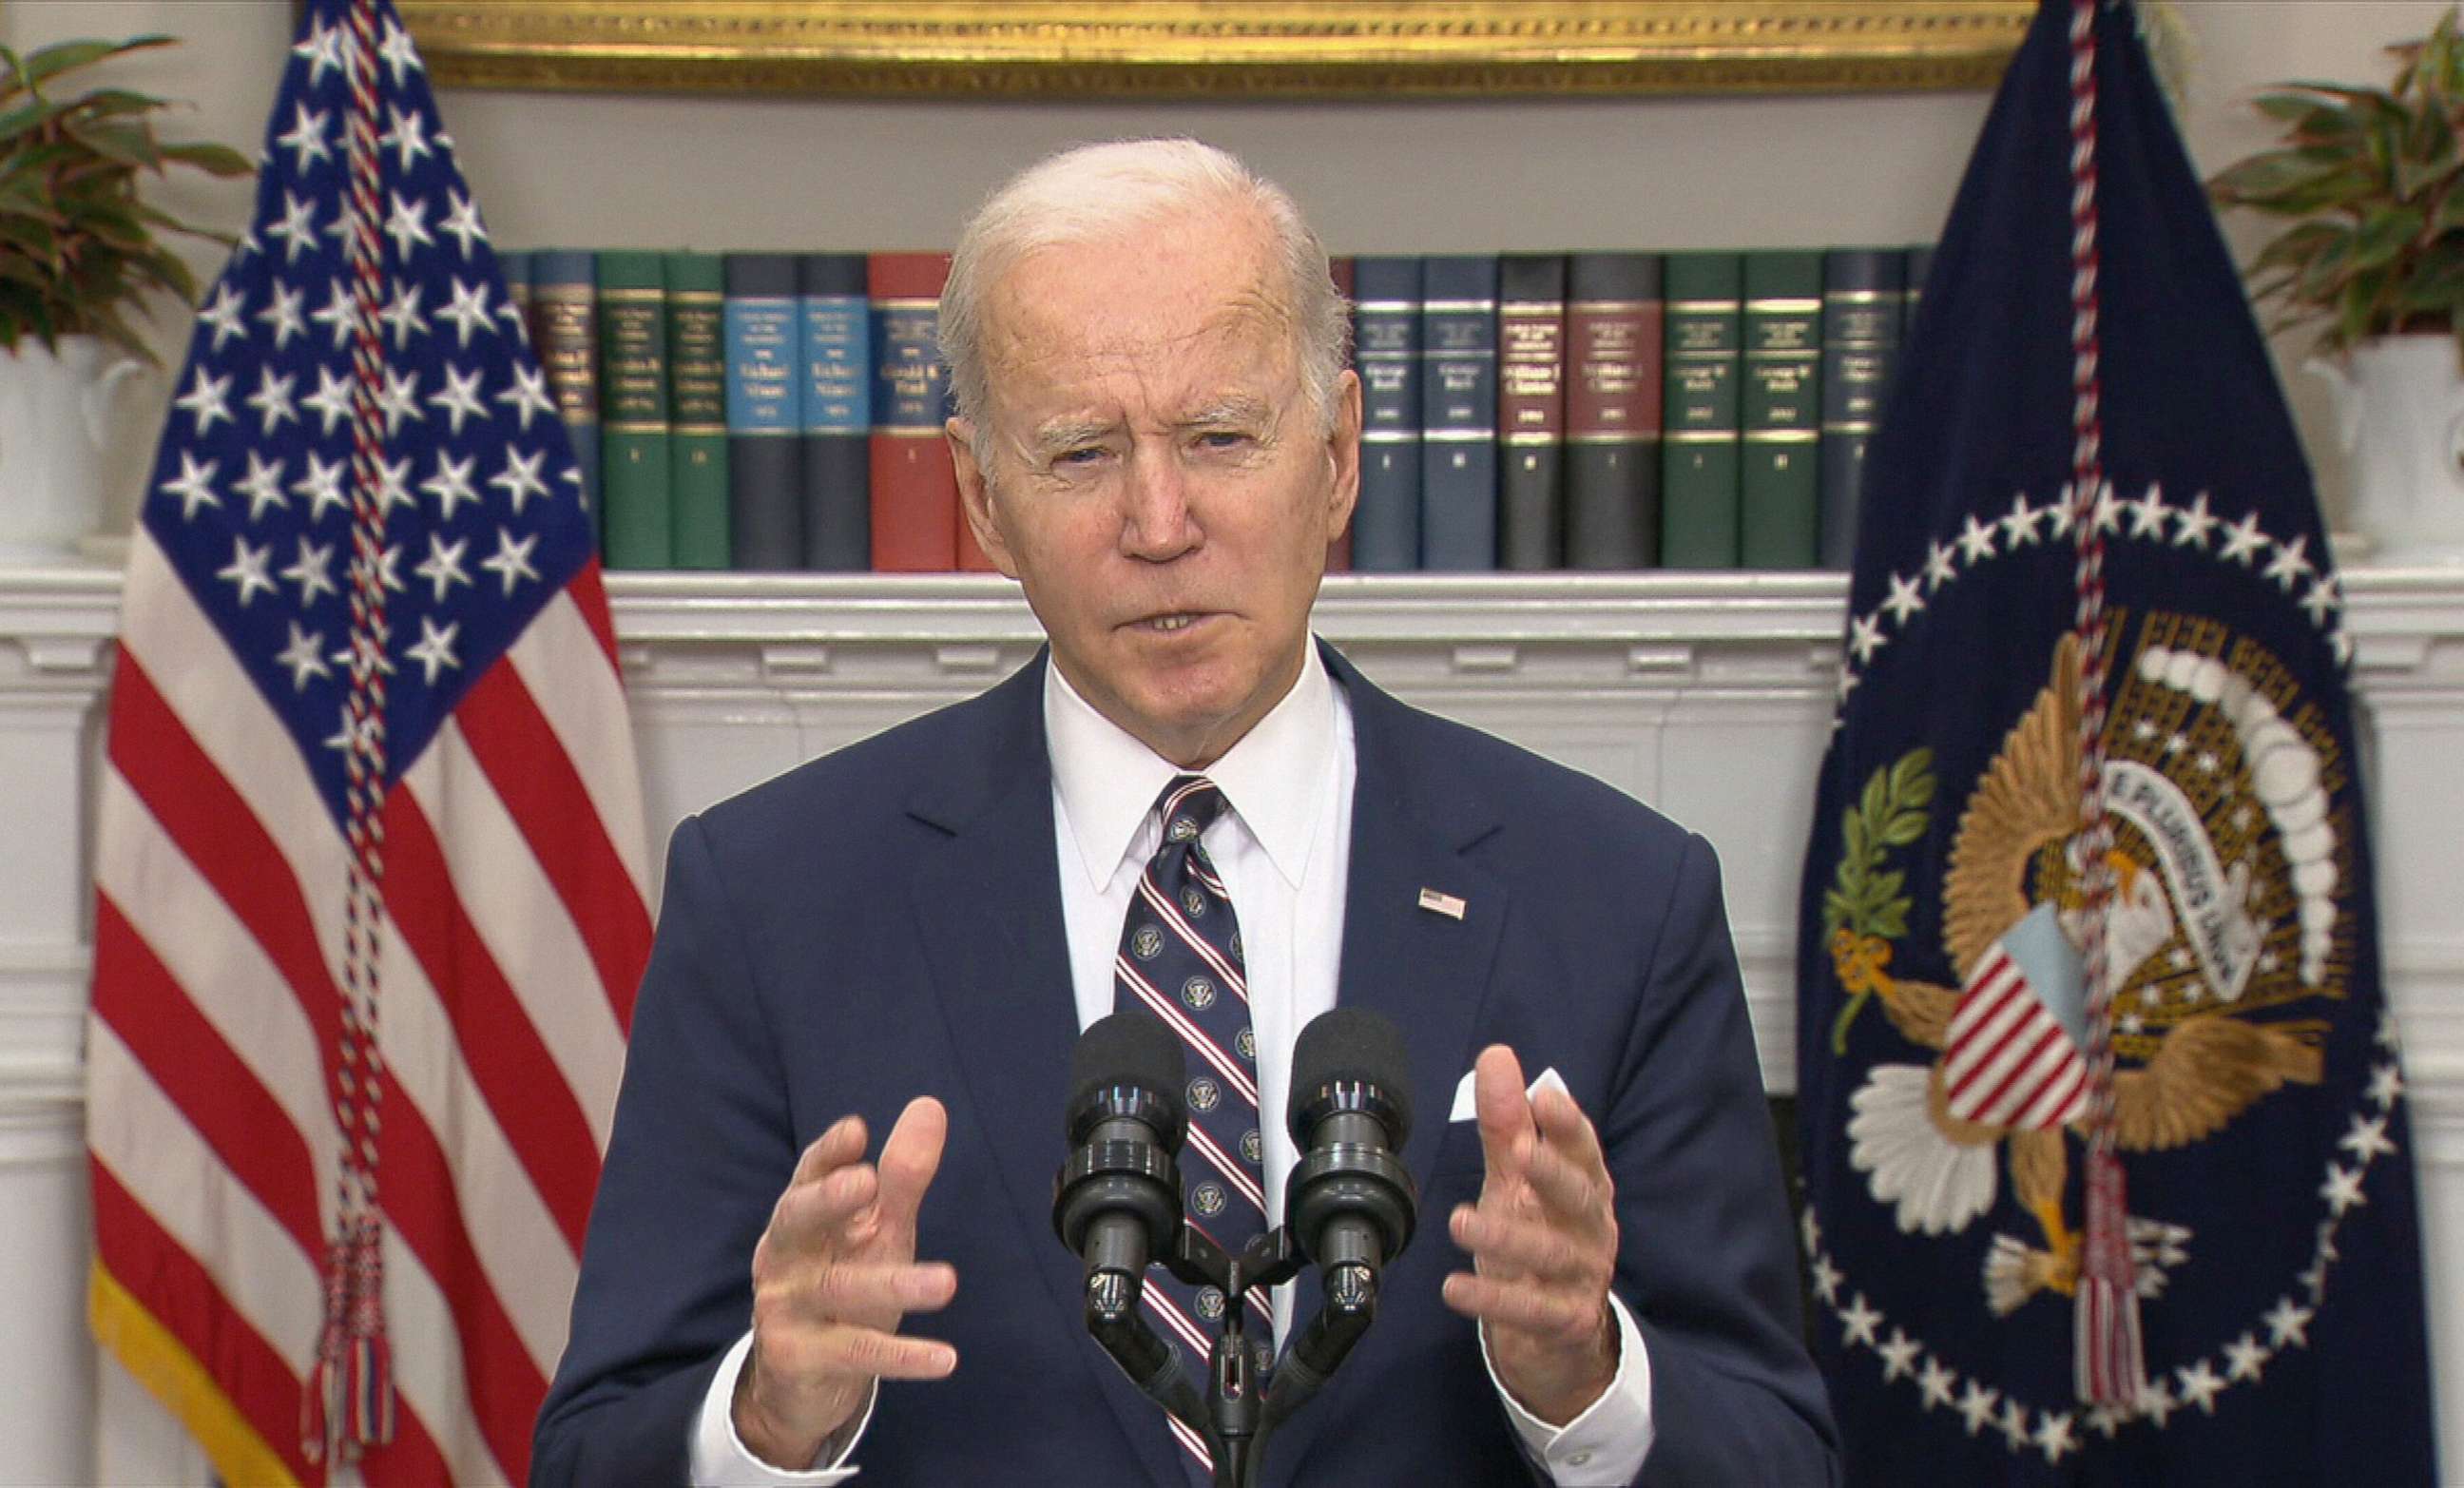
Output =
[{"x1": 1148, "y1": 614, "x2": 1196, "y2": 631}]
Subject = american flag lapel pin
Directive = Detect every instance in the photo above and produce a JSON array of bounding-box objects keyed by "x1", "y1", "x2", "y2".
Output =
[{"x1": 1417, "y1": 887, "x2": 1468, "y2": 920}]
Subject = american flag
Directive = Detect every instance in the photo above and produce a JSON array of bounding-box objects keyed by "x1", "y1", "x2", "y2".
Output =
[{"x1": 86, "y1": 1, "x2": 650, "y2": 1481}]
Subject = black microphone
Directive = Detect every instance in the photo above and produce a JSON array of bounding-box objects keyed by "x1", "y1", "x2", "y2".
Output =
[
  {"x1": 1053, "y1": 1012, "x2": 1188, "y2": 1318},
  {"x1": 1282, "y1": 1008, "x2": 1416, "y2": 1281}
]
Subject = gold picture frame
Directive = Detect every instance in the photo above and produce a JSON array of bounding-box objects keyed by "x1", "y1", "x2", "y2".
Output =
[{"x1": 398, "y1": 2, "x2": 2034, "y2": 99}]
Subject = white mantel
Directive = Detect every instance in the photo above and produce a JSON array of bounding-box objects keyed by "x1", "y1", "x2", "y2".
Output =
[{"x1": 3, "y1": 562, "x2": 2457, "y2": 1481}]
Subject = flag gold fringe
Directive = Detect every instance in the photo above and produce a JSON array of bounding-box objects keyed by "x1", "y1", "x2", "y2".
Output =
[{"x1": 89, "y1": 1261, "x2": 299, "y2": 1488}]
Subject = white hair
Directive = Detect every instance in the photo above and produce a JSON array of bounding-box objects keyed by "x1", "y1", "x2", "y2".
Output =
[{"x1": 938, "y1": 138, "x2": 1349, "y2": 462}]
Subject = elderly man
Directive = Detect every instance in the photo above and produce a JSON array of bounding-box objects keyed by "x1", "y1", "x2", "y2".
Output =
[{"x1": 533, "y1": 139, "x2": 1835, "y2": 1486}]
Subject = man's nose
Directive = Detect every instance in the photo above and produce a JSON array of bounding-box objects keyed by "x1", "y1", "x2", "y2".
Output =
[{"x1": 1119, "y1": 447, "x2": 1200, "y2": 561}]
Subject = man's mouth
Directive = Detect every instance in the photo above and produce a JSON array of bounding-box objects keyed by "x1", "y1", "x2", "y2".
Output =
[{"x1": 1134, "y1": 611, "x2": 1208, "y2": 633}]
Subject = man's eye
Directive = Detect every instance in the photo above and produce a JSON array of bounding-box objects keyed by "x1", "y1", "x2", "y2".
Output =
[
  {"x1": 1198, "y1": 431, "x2": 1251, "y2": 451},
  {"x1": 1054, "y1": 447, "x2": 1104, "y2": 466}
]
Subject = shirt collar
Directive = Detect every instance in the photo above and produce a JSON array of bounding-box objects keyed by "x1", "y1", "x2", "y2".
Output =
[{"x1": 1046, "y1": 644, "x2": 1335, "y2": 893}]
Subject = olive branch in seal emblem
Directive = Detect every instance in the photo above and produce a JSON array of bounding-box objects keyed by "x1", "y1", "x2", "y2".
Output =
[{"x1": 1823, "y1": 747, "x2": 1936, "y2": 1054}]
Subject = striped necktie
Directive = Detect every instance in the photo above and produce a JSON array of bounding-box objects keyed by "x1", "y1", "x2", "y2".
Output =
[{"x1": 1114, "y1": 774, "x2": 1268, "y2": 1479}]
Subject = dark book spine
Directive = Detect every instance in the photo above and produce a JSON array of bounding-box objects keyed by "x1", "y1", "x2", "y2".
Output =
[
  {"x1": 498, "y1": 248, "x2": 531, "y2": 341},
  {"x1": 799, "y1": 253, "x2": 872, "y2": 570},
  {"x1": 1496, "y1": 253, "x2": 1567, "y2": 570},
  {"x1": 529, "y1": 250, "x2": 600, "y2": 526},
  {"x1": 1326, "y1": 254, "x2": 1355, "y2": 572},
  {"x1": 1419, "y1": 254, "x2": 1498, "y2": 571},
  {"x1": 1740, "y1": 250, "x2": 1822, "y2": 570},
  {"x1": 722, "y1": 253, "x2": 803, "y2": 570},
  {"x1": 1566, "y1": 252, "x2": 1662, "y2": 570},
  {"x1": 665, "y1": 251, "x2": 730, "y2": 570},
  {"x1": 1818, "y1": 248, "x2": 1907, "y2": 569},
  {"x1": 1350, "y1": 256, "x2": 1422, "y2": 570},
  {"x1": 1660, "y1": 251, "x2": 1742, "y2": 570},
  {"x1": 599, "y1": 251, "x2": 673, "y2": 570},
  {"x1": 1903, "y1": 243, "x2": 1935, "y2": 343},
  {"x1": 869, "y1": 252, "x2": 959, "y2": 571}
]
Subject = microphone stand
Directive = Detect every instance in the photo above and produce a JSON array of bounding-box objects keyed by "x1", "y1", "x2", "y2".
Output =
[{"x1": 1080, "y1": 1225, "x2": 1382, "y2": 1488}]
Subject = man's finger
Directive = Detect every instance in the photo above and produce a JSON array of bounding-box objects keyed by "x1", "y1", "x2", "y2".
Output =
[
  {"x1": 872, "y1": 1096, "x2": 949, "y2": 1249},
  {"x1": 1519, "y1": 1129, "x2": 1612, "y2": 1228},
  {"x1": 1471, "y1": 1045, "x2": 1535, "y2": 1180},
  {"x1": 791, "y1": 1114, "x2": 869, "y2": 1187},
  {"x1": 1451, "y1": 1203, "x2": 1602, "y2": 1285},
  {"x1": 763, "y1": 1162, "x2": 881, "y2": 1258},
  {"x1": 792, "y1": 1259, "x2": 961, "y2": 1319},
  {"x1": 1439, "y1": 1271, "x2": 1603, "y2": 1342},
  {"x1": 789, "y1": 1325, "x2": 959, "y2": 1383},
  {"x1": 1532, "y1": 1084, "x2": 1607, "y2": 1173}
]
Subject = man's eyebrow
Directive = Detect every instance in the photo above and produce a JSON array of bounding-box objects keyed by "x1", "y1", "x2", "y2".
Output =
[
  {"x1": 1026, "y1": 416, "x2": 1119, "y2": 454},
  {"x1": 1177, "y1": 393, "x2": 1277, "y2": 428}
]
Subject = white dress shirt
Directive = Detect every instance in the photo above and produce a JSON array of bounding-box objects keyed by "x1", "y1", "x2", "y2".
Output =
[{"x1": 690, "y1": 647, "x2": 1654, "y2": 1483}]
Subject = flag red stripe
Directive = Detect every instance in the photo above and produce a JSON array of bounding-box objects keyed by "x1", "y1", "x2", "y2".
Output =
[
  {"x1": 453, "y1": 659, "x2": 650, "y2": 1032},
  {"x1": 1961, "y1": 1015, "x2": 2059, "y2": 1123},
  {"x1": 91, "y1": 1161, "x2": 319, "y2": 1486},
  {"x1": 105, "y1": 652, "x2": 344, "y2": 1090},
  {"x1": 381, "y1": 787, "x2": 603, "y2": 1251},
  {"x1": 568, "y1": 562, "x2": 621, "y2": 671},
  {"x1": 93, "y1": 897, "x2": 324, "y2": 1260},
  {"x1": 1953, "y1": 1015, "x2": 2063, "y2": 1114},
  {"x1": 375, "y1": 1117, "x2": 549, "y2": 1480}
]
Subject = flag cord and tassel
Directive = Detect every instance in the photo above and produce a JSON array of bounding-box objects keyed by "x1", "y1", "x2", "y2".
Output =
[
  {"x1": 304, "y1": 0, "x2": 399, "y2": 1463},
  {"x1": 2066, "y1": 0, "x2": 2149, "y2": 1412}
]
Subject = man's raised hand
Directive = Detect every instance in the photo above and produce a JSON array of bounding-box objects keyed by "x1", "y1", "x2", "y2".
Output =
[
  {"x1": 732, "y1": 1097, "x2": 958, "y2": 1469},
  {"x1": 1440, "y1": 1045, "x2": 1622, "y2": 1426}
]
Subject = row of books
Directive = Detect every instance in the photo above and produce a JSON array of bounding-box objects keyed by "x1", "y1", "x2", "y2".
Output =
[
  {"x1": 503, "y1": 249, "x2": 983, "y2": 573},
  {"x1": 500, "y1": 245, "x2": 1933, "y2": 574},
  {"x1": 1350, "y1": 247, "x2": 1930, "y2": 572}
]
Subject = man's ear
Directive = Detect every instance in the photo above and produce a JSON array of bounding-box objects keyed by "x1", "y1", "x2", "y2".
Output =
[
  {"x1": 949, "y1": 417, "x2": 1019, "y2": 578},
  {"x1": 1323, "y1": 368, "x2": 1363, "y2": 540}
]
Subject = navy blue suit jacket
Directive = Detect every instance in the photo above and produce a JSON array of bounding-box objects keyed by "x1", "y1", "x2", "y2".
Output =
[{"x1": 533, "y1": 644, "x2": 1837, "y2": 1485}]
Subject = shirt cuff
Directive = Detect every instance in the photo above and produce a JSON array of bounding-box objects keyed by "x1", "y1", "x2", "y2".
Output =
[
  {"x1": 1481, "y1": 1292, "x2": 1656, "y2": 1486},
  {"x1": 689, "y1": 1331, "x2": 876, "y2": 1485}
]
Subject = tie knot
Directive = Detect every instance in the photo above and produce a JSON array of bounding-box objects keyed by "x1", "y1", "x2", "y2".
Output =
[{"x1": 1154, "y1": 774, "x2": 1228, "y2": 844}]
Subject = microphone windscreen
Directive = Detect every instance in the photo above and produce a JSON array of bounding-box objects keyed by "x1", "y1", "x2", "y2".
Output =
[
  {"x1": 1288, "y1": 1007, "x2": 1413, "y2": 1150},
  {"x1": 1068, "y1": 1011, "x2": 1188, "y2": 1131}
]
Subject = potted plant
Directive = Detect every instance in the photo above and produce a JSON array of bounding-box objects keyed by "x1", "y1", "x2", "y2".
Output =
[
  {"x1": 0, "y1": 33, "x2": 250, "y2": 557},
  {"x1": 2209, "y1": 6, "x2": 2464, "y2": 562}
]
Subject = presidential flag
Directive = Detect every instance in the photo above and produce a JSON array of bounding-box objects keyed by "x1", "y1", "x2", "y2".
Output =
[
  {"x1": 86, "y1": 1, "x2": 651, "y2": 1480},
  {"x1": 1795, "y1": 1, "x2": 2438, "y2": 1481}
]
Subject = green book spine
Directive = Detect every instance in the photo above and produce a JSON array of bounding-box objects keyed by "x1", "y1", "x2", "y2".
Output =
[
  {"x1": 664, "y1": 251, "x2": 730, "y2": 570},
  {"x1": 1660, "y1": 251, "x2": 1742, "y2": 569},
  {"x1": 598, "y1": 250, "x2": 672, "y2": 569},
  {"x1": 1740, "y1": 250, "x2": 1822, "y2": 569}
]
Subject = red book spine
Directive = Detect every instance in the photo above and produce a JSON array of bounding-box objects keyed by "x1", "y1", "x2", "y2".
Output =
[{"x1": 868, "y1": 251, "x2": 958, "y2": 571}]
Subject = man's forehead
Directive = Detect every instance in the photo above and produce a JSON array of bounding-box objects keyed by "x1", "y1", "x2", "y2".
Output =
[{"x1": 979, "y1": 225, "x2": 1299, "y2": 425}]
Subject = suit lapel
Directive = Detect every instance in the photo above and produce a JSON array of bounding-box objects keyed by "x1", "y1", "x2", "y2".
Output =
[
  {"x1": 1267, "y1": 647, "x2": 1509, "y2": 1483},
  {"x1": 907, "y1": 654, "x2": 1190, "y2": 1486}
]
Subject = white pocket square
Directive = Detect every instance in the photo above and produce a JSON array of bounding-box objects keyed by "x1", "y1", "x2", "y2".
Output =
[{"x1": 1449, "y1": 1064, "x2": 1570, "y2": 1122}]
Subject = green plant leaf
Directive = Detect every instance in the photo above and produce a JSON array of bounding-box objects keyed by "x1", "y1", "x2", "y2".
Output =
[
  {"x1": 1872, "y1": 902, "x2": 1910, "y2": 939},
  {"x1": 2250, "y1": 220, "x2": 2347, "y2": 275},
  {"x1": 2208, "y1": 145, "x2": 2358, "y2": 203},
  {"x1": 5, "y1": 34, "x2": 174, "y2": 92},
  {"x1": 156, "y1": 141, "x2": 252, "y2": 178},
  {"x1": 2353, "y1": 204, "x2": 2430, "y2": 268}
]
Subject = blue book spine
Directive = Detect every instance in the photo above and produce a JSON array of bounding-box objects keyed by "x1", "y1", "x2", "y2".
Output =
[
  {"x1": 1351, "y1": 256, "x2": 1423, "y2": 570},
  {"x1": 529, "y1": 250, "x2": 600, "y2": 522},
  {"x1": 799, "y1": 253, "x2": 872, "y2": 570},
  {"x1": 1420, "y1": 254, "x2": 1499, "y2": 571},
  {"x1": 722, "y1": 253, "x2": 804, "y2": 570}
]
